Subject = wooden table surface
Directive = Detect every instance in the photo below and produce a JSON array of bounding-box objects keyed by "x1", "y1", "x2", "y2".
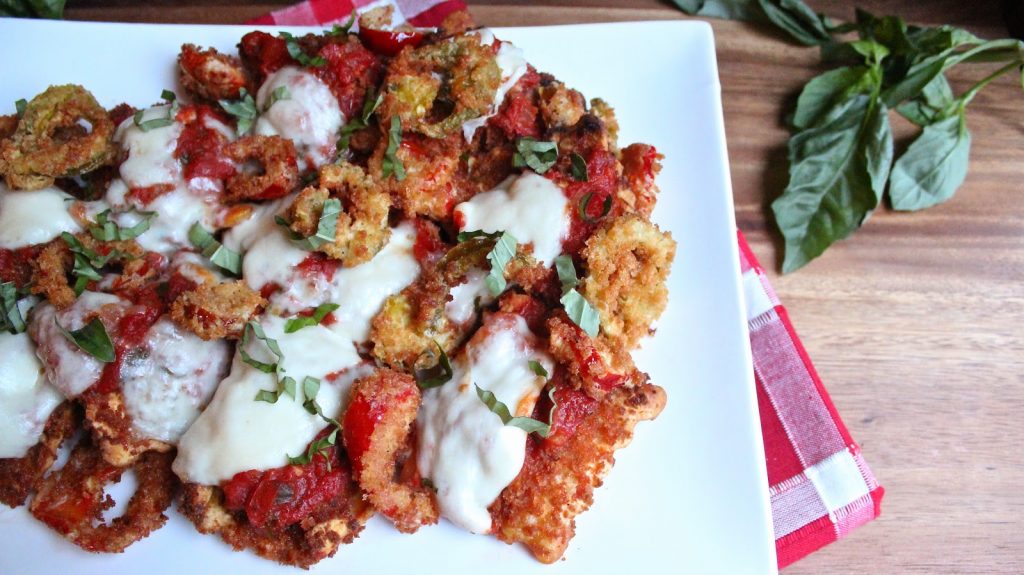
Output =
[{"x1": 60, "y1": 1, "x2": 1024, "y2": 573}]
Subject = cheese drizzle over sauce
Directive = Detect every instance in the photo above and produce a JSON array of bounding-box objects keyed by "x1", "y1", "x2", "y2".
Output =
[
  {"x1": 417, "y1": 313, "x2": 554, "y2": 534},
  {"x1": 0, "y1": 184, "x2": 82, "y2": 249},
  {"x1": 462, "y1": 30, "x2": 528, "y2": 142},
  {"x1": 255, "y1": 66, "x2": 344, "y2": 169}
]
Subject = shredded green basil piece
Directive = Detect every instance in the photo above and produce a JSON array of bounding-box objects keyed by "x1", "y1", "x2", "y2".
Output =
[
  {"x1": 553, "y1": 254, "x2": 578, "y2": 295},
  {"x1": 266, "y1": 85, "x2": 290, "y2": 112},
  {"x1": 327, "y1": 10, "x2": 357, "y2": 36},
  {"x1": 416, "y1": 341, "x2": 453, "y2": 389},
  {"x1": 528, "y1": 360, "x2": 548, "y2": 378},
  {"x1": 288, "y1": 427, "x2": 338, "y2": 466},
  {"x1": 0, "y1": 282, "x2": 27, "y2": 335},
  {"x1": 336, "y1": 89, "x2": 382, "y2": 156},
  {"x1": 382, "y1": 115, "x2": 406, "y2": 181},
  {"x1": 61, "y1": 232, "x2": 135, "y2": 295},
  {"x1": 279, "y1": 198, "x2": 341, "y2": 251},
  {"x1": 0, "y1": 0, "x2": 66, "y2": 19},
  {"x1": 219, "y1": 88, "x2": 258, "y2": 136},
  {"x1": 560, "y1": 289, "x2": 600, "y2": 338},
  {"x1": 284, "y1": 303, "x2": 340, "y2": 333},
  {"x1": 474, "y1": 384, "x2": 552, "y2": 438},
  {"x1": 88, "y1": 210, "x2": 156, "y2": 242},
  {"x1": 578, "y1": 192, "x2": 612, "y2": 223},
  {"x1": 55, "y1": 317, "x2": 114, "y2": 363},
  {"x1": 512, "y1": 138, "x2": 558, "y2": 174},
  {"x1": 133, "y1": 91, "x2": 179, "y2": 132},
  {"x1": 570, "y1": 152, "x2": 589, "y2": 181},
  {"x1": 240, "y1": 321, "x2": 284, "y2": 375},
  {"x1": 279, "y1": 31, "x2": 327, "y2": 67},
  {"x1": 188, "y1": 222, "x2": 242, "y2": 276},
  {"x1": 484, "y1": 231, "x2": 517, "y2": 296},
  {"x1": 254, "y1": 390, "x2": 280, "y2": 404},
  {"x1": 14, "y1": 98, "x2": 27, "y2": 118},
  {"x1": 456, "y1": 229, "x2": 501, "y2": 243}
]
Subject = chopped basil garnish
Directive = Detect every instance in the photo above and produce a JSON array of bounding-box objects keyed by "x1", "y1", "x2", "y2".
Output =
[
  {"x1": 513, "y1": 138, "x2": 558, "y2": 174},
  {"x1": 88, "y1": 209, "x2": 156, "y2": 242},
  {"x1": 240, "y1": 321, "x2": 284, "y2": 374},
  {"x1": 578, "y1": 192, "x2": 612, "y2": 224},
  {"x1": 553, "y1": 254, "x2": 578, "y2": 294},
  {"x1": 14, "y1": 98, "x2": 27, "y2": 118},
  {"x1": 327, "y1": 10, "x2": 357, "y2": 36},
  {"x1": 0, "y1": 282, "x2": 26, "y2": 335},
  {"x1": 485, "y1": 231, "x2": 517, "y2": 296},
  {"x1": 188, "y1": 222, "x2": 242, "y2": 276},
  {"x1": 570, "y1": 152, "x2": 589, "y2": 181},
  {"x1": 284, "y1": 303, "x2": 340, "y2": 333},
  {"x1": 560, "y1": 289, "x2": 600, "y2": 337},
  {"x1": 133, "y1": 90, "x2": 179, "y2": 132},
  {"x1": 61, "y1": 232, "x2": 135, "y2": 295},
  {"x1": 288, "y1": 427, "x2": 338, "y2": 466},
  {"x1": 219, "y1": 88, "x2": 258, "y2": 136},
  {"x1": 265, "y1": 85, "x2": 290, "y2": 112},
  {"x1": 337, "y1": 89, "x2": 382, "y2": 156},
  {"x1": 474, "y1": 384, "x2": 551, "y2": 438},
  {"x1": 416, "y1": 341, "x2": 453, "y2": 389},
  {"x1": 456, "y1": 229, "x2": 501, "y2": 243},
  {"x1": 279, "y1": 31, "x2": 327, "y2": 67},
  {"x1": 276, "y1": 198, "x2": 341, "y2": 251},
  {"x1": 382, "y1": 115, "x2": 406, "y2": 181},
  {"x1": 56, "y1": 317, "x2": 115, "y2": 363},
  {"x1": 528, "y1": 360, "x2": 548, "y2": 378}
]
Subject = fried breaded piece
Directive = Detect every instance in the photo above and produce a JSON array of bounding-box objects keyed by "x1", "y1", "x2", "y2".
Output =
[
  {"x1": 29, "y1": 441, "x2": 177, "y2": 553},
  {"x1": 343, "y1": 369, "x2": 438, "y2": 533},
  {"x1": 178, "y1": 44, "x2": 250, "y2": 102},
  {"x1": 0, "y1": 402, "x2": 79, "y2": 508},
  {"x1": 170, "y1": 280, "x2": 266, "y2": 340},
  {"x1": 538, "y1": 82, "x2": 586, "y2": 130},
  {"x1": 0, "y1": 114, "x2": 17, "y2": 140},
  {"x1": 546, "y1": 314, "x2": 635, "y2": 398},
  {"x1": 179, "y1": 480, "x2": 372, "y2": 569},
  {"x1": 580, "y1": 215, "x2": 675, "y2": 350},
  {"x1": 588, "y1": 98, "x2": 619, "y2": 150},
  {"x1": 223, "y1": 135, "x2": 299, "y2": 202},
  {"x1": 490, "y1": 378, "x2": 667, "y2": 563},
  {"x1": 31, "y1": 235, "x2": 148, "y2": 310},
  {"x1": 438, "y1": 9, "x2": 476, "y2": 36},
  {"x1": 618, "y1": 143, "x2": 663, "y2": 218},
  {"x1": 80, "y1": 388, "x2": 171, "y2": 467},
  {"x1": 371, "y1": 131, "x2": 465, "y2": 220},
  {"x1": 369, "y1": 270, "x2": 453, "y2": 370}
]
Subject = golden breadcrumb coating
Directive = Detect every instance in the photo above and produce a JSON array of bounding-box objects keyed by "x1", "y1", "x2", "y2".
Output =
[
  {"x1": 170, "y1": 280, "x2": 266, "y2": 340},
  {"x1": 0, "y1": 402, "x2": 79, "y2": 507}
]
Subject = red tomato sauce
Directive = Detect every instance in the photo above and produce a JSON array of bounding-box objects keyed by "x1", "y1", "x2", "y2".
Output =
[
  {"x1": 491, "y1": 69, "x2": 541, "y2": 139},
  {"x1": 0, "y1": 245, "x2": 39, "y2": 288},
  {"x1": 94, "y1": 305, "x2": 162, "y2": 394},
  {"x1": 314, "y1": 41, "x2": 383, "y2": 119},
  {"x1": 559, "y1": 149, "x2": 620, "y2": 256},
  {"x1": 297, "y1": 253, "x2": 342, "y2": 282},
  {"x1": 126, "y1": 183, "x2": 175, "y2": 206},
  {"x1": 239, "y1": 31, "x2": 295, "y2": 82},
  {"x1": 174, "y1": 105, "x2": 236, "y2": 183}
]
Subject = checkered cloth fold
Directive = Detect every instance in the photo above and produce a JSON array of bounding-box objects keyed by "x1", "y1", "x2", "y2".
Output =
[{"x1": 250, "y1": 1, "x2": 884, "y2": 568}]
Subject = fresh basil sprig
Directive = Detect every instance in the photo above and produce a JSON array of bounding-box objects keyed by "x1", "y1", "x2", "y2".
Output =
[
  {"x1": 284, "y1": 303, "x2": 340, "y2": 333},
  {"x1": 242, "y1": 321, "x2": 299, "y2": 404},
  {"x1": 672, "y1": 2, "x2": 1024, "y2": 272},
  {"x1": 569, "y1": 152, "x2": 589, "y2": 182},
  {"x1": 382, "y1": 115, "x2": 406, "y2": 181},
  {"x1": 88, "y1": 210, "x2": 156, "y2": 242},
  {"x1": 337, "y1": 89, "x2": 383, "y2": 156},
  {"x1": 553, "y1": 253, "x2": 600, "y2": 337},
  {"x1": 56, "y1": 317, "x2": 114, "y2": 363},
  {"x1": 279, "y1": 32, "x2": 327, "y2": 67},
  {"x1": 134, "y1": 90, "x2": 179, "y2": 132},
  {"x1": 416, "y1": 341, "x2": 454, "y2": 389},
  {"x1": 553, "y1": 254, "x2": 579, "y2": 293},
  {"x1": 0, "y1": 0, "x2": 65, "y2": 19},
  {"x1": 61, "y1": 232, "x2": 135, "y2": 295},
  {"x1": 188, "y1": 222, "x2": 242, "y2": 276},
  {"x1": 288, "y1": 427, "x2": 338, "y2": 466},
  {"x1": 475, "y1": 384, "x2": 554, "y2": 438},
  {"x1": 275, "y1": 198, "x2": 341, "y2": 251},
  {"x1": 219, "y1": 88, "x2": 258, "y2": 136},
  {"x1": 484, "y1": 231, "x2": 517, "y2": 296},
  {"x1": 512, "y1": 137, "x2": 558, "y2": 174},
  {"x1": 0, "y1": 282, "x2": 27, "y2": 335}
]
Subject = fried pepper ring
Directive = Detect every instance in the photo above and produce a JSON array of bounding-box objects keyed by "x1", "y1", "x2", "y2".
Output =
[
  {"x1": 378, "y1": 33, "x2": 501, "y2": 139},
  {"x1": 29, "y1": 441, "x2": 177, "y2": 553},
  {"x1": 283, "y1": 163, "x2": 391, "y2": 267},
  {"x1": 0, "y1": 402, "x2": 80, "y2": 508},
  {"x1": 342, "y1": 369, "x2": 439, "y2": 533},
  {"x1": 222, "y1": 134, "x2": 299, "y2": 202},
  {"x1": 30, "y1": 234, "x2": 148, "y2": 311},
  {"x1": 0, "y1": 85, "x2": 115, "y2": 190}
]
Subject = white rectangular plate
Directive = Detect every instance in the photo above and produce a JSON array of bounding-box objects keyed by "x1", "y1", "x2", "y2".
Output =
[{"x1": 0, "y1": 18, "x2": 776, "y2": 575}]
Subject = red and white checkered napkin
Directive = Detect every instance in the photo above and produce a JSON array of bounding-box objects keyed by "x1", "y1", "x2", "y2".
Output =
[{"x1": 248, "y1": 1, "x2": 885, "y2": 568}]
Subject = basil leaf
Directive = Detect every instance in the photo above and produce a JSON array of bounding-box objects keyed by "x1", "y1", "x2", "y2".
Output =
[
  {"x1": 14, "y1": 98, "x2": 27, "y2": 118},
  {"x1": 553, "y1": 254, "x2": 578, "y2": 295},
  {"x1": 219, "y1": 88, "x2": 258, "y2": 136},
  {"x1": 485, "y1": 231, "x2": 517, "y2": 296},
  {"x1": 61, "y1": 232, "x2": 136, "y2": 292},
  {"x1": 889, "y1": 112, "x2": 971, "y2": 211},
  {"x1": 188, "y1": 222, "x2": 242, "y2": 276},
  {"x1": 512, "y1": 138, "x2": 558, "y2": 174},
  {"x1": 284, "y1": 303, "x2": 340, "y2": 333},
  {"x1": 0, "y1": 282, "x2": 26, "y2": 334},
  {"x1": 279, "y1": 31, "x2": 326, "y2": 67},
  {"x1": 474, "y1": 384, "x2": 551, "y2": 438},
  {"x1": 669, "y1": 0, "x2": 763, "y2": 21},
  {"x1": 265, "y1": 85, "x2": 290, "y2": 112},
  {"x1": 240, "y1": 321, "x2": 283, "y2": 374},
  {"x1": 0, "y1": 0, "x2": 65, "y2": 19},
  {"x1": 88, "y1": 210, "x2": 156, "y2": 241},
  {"x1": 528, "y1": 360, "x2": 548, "y2": 378},
  {"x1": 288, "y1": 427, "x2": 338, "y2": 466},
  {"x1": 133, "y1": 91, "x2": 179, "y2": 132},
  {"x1": 756, "y1": 0, "x2": 831, "y2": 46},
  {"x1": 772, "y1": 93, "x2": 893, "y2": 273},
  {"x1": 382, "y1": 115, "x2": 406, "y2": 181},
  {"x1": 560, "y1": 289, "x2": 600, "y2": 338},
  {"x1": 416, "y1": 341, "x2": 453, "y2": 389},
  {"x1": 56, "y1": 317, "x2": 114, "y2": 363},
  {"x1": 328, "y1": 10, "x2": 357, "y2": 36},
  {"x1": 292, "y1": 198, "x2": 341, "y2": 251},
  {"x1": 569, "y1": 152, "x2": 589, "y2": 182},
  {"x1": 254, "y1": 390, "x2": 280, "y2": 403},
  {"x1": 456, "y1": 229, "x2": 501, "y2": 243},
  {"x1": 337, "y1": 89, "x2": 382, "y2": 155},
  {"x1": 578, "y1": 192, "x2": 612, "y2": 223},
  {"x1": 896, "y1": 74, "x2": 954, "y2": 126}
]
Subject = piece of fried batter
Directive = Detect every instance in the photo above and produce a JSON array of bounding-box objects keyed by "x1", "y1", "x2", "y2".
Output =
[
  {"x1": 580, "y1": 215, "x2": 676, "y2": 350},
  {"x1": 178, "y1": 44, "x2": 250, "y2": 102},
  {"x1": 0, "y1": 402, "x2": 80, "y2": 508},
  {"x1": 170, "y1": 280, "x2": 266, "y2": 340},
  {"x1": 490, "y1": 378, "x2": 667, "y2": 563},
  {"x1": 80, "y1": 388, "x2": 172, "y2": 467}
]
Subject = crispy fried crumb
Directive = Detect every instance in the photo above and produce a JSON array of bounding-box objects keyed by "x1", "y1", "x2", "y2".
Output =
[
  {"x1": 170, "y1": 280, "x2": 266, "y2": 340},
  {"x1": 0, "y1": 402, "x2": 79, "y2": 508}
]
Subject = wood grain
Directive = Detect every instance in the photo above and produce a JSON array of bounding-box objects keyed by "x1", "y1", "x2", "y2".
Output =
[{"x1": 56, "y1": 1, "x2": 1024, "y2": 572}]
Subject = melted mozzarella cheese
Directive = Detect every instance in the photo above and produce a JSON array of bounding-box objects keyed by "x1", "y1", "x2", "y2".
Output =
[
  {"x1": 0, "y1": 185, "x2": 82, "y2": 249},
  {"x1": 416, "y1": 314, "x2": 553, "y2": 533},
  {"x1": 29, "y1": 292, "x2": 128, "y2": 398},
  {"x1": 255, "y1": 67, "x2": 343, "y2": 169},
  {"x1": 0, "y1": 298, "x2": 64, "y2": 458},
  {"x1": 454, "y1": 172, "x2": 569, "y2": 266},
  {"x1": 445, "y1": 268, "x2": 493, "y2": 325},
  {"x1": 462, "y1": 31, "x2": 528, "y2": 142},
  {"x1": 120, "y1": 318, "x2": 231, "y2": 444},
  {"x1": 173, "y1": 315, "x2": 365, "y2": 485},
  {"x1": 116, "y1": 106, "x2": 183, "y2": 188}
]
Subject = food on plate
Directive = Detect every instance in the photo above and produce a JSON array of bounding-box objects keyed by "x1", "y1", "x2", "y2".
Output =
[{"x1": 0, "y1": 6, "x2": 675, "y2": 566}]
